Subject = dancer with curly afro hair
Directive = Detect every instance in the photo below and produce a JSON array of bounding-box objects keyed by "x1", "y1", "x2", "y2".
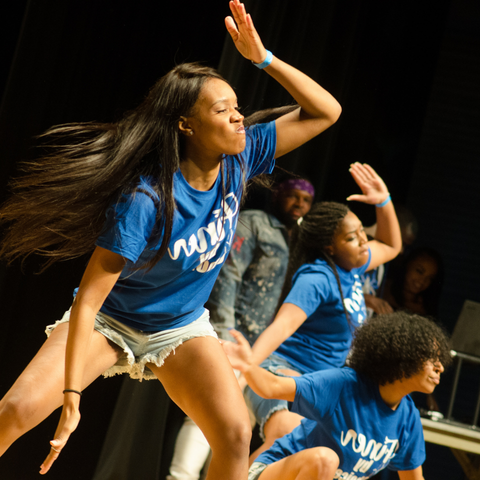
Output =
[{"x1": 226, "y1": 312, "x2": 451, "y2": 480}]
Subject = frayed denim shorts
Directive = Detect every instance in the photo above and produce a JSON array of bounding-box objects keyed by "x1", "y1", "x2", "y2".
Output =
[
  {"x1": 244, "y1": 353, "x2": 303, "y2": 440},
  {"x1": 248, "y1": 462, "x2": 268, "y2": 480},
  {"x1": 46, "y1": 308, "x2": 217, "y2": 381}
]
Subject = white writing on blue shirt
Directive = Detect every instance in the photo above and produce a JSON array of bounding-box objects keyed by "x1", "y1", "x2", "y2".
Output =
[
  {"x1": 168, "y1": 193, "x2": 239, "y2": 273},
  {"x1": 343, "y1": 275, "x2": 365, "y2": 324},
  {"x1": 333, "y1": 429, "x2": 399, "y2": 479}
]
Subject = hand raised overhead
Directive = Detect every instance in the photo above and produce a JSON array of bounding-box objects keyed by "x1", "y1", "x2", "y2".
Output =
[
  {"x1": 225, "y1": 0, "x2": 268, "y2": 64},
  {"x1": 347, "y1": 163, "x2": 390, "y2": 206}
]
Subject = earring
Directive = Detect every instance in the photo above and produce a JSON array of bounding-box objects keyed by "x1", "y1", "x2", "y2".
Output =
[{"x1": 189, "y1": 131, "x2": 194, "y2": 136}]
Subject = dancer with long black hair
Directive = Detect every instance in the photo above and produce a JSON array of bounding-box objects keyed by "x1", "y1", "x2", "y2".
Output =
[{"x1": 0, "y1": 1, "x2": 341, "y2": 477}]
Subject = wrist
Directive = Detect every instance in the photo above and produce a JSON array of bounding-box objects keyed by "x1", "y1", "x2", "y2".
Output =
[
  {"x1": 375, "y1": 194, "x2": 391, "y2": 208},
  {"x1": 252, "y1": 50, "x2": 273, "y2": 69}
]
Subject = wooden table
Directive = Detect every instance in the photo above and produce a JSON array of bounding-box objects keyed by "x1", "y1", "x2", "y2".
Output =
[{"x1": 422, "y1": 417, "x2": 480, "y2": 479}]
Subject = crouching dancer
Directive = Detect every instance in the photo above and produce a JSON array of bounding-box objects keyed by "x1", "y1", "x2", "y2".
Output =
[{"x1": 224, "y1": 312, "x2": 451, "y2": 480}]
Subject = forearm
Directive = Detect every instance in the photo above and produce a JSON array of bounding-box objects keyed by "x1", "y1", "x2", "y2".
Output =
[
  {"x1": 374, "y1": 200, "x2": 402, "y2": 253},
  {"x1": 244, "y1": 364, "x2": 296, "y2": 402},
  {"x1": 264, "y1": 56, "x2": 341, "y2": 124},
  {"x1": 64, "y1": 302, "x2": 97, "y2": 393},
  {"x1": 251, "y1": 303, "x2": 307, "y2": 365}
]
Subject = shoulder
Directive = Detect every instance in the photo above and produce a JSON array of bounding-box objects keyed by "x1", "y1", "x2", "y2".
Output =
[
  {"x1": 245, "y1": 121, "x2": 276, "y2": 140},
  {"x1": 293, "y1": 259, "x2": 333, "y2": 282},
  {"x1": 240, "y1": 121, "x2": 277, "y2": 169},
  {"x1": 298, "y1": 366, "x2": 354, "y2": 389}
]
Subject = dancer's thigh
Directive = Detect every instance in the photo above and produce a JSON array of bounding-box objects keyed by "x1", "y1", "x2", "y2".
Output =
[
  {"x1": 148, "y1": 336, "x2": 250, "y2": 450},
  {"x1": 3, "y1": 322, "x2": 122, "y2": 417}
]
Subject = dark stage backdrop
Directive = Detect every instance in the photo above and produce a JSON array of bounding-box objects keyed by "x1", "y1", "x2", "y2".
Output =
[{"x1": 1, "y1": 0, "x2": 479, "y2": 479}]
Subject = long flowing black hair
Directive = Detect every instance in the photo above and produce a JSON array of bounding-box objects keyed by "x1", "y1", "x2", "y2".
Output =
[
  {"x1": 0, "y1": 63, "x2": 245, "y2": 271},
  {"x1": 276, "y1": 201, "x2": 352, "y2": 325}
]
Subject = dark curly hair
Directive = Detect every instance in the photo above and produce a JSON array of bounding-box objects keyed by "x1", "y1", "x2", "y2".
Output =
[{"x1": 349, "y1": 312, "x2": 452, "y2": 385}]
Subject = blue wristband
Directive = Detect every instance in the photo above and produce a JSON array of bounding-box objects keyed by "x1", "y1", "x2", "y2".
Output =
[
  {"x1": 375, "y1": 195, "x2": 391, "y2": 208},
  {"x1": 252, "y1": 50, "x2": 273, "y2": 69}
]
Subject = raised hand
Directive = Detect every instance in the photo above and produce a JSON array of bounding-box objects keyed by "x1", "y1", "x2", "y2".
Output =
[
  {"x1": 221, "y1": 329, "x2": 253, "y2": 372},
  {"x1": 39, "y1": 395, "x2": 81, "y2": 475},
  {"x1": 225, "y1": 0, "x2": 268, "y2": 64},
  {"x1": 347, "y1": 162, "x2": 390, "y2": 206}
]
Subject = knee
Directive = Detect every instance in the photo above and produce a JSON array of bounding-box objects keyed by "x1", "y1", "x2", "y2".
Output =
[
  {"x1": 302, "y1": 447, "x2": 340, "y2": 478},
  {"x1": 213, "y1": 418, "x2": 251, "y2": 457},
  {"x1": 0, "y1": 394, "x2": 33, "y2": 432},
  {"x1": 264, "y1": 410, "x2": 300, "y2": 442}
]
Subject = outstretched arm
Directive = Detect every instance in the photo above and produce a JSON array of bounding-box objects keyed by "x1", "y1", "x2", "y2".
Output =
[
  {"x1": 40, "y1": 246, "x2": 125, "y2": 475},
  {"x1": 251, "y1": 303, "x2": 307, "y2": 366},
  {"x1": 223, "y1": 329, "x2": 297, "y2": 402},
  {"x1": 226, "y1": 0, "x2": 342, "y2": 158},
  {"x1": 347, "y1": 163, "x2": 402, "y2": 271}
]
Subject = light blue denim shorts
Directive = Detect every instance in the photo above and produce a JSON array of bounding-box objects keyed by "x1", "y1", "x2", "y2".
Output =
[
  {"x1": 46, "y1": 308, "x2": 217, "y2": 381},
  {"x1": 248, "y1": 462, "x2": 268, "y2": 480},
  {"x1": 244, "y1": 353, "x2": 303, "y2": 440}
]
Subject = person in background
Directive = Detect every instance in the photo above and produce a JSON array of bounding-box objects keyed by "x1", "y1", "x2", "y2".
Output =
[
  {"x1": 362, "y1": 205, "x2": 418, "y2": 316},
  {"x1": 226, "y1": 312, "x2": 451, "y2": 480},
  {"x1": 383, "y1": 246, "x2": 444, "y2": 318}
]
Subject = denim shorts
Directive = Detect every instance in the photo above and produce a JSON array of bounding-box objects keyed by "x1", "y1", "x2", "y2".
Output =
[
  {"x1": 46, "y1": 308, "x2": 217, "y2": 381},
  {"x1": 244, "y1": 353, "x2": 303, "y2": 440},
  {"x1": 248, "y1": 462, "x2": 268, "y2": 480}
]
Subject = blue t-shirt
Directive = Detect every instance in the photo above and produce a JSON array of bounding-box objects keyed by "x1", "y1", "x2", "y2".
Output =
[
  {"x1": 95, "y1": 122, "x2": 277, "y2": 331},
  {"x1": 274, "y1": 252, "x2": 371, "y2": 373},
  {"x1": 257, "y1": 368, "x2": 425, "y2": 478}
]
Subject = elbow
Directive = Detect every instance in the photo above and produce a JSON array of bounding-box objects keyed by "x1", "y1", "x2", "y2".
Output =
[{"x1": 329, "y1": 101, "x2": 342, "y2": 125}]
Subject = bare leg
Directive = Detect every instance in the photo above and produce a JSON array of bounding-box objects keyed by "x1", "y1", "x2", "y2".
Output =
[
  {"x1": 258, "y1": 447, "x2": 339, "y2": 480},
  {"x1": 250, "y1": 409, "x2": 303, "y2": 464},
  {"x1": 149, "y1": 336, "x2": 251, "y2": 480},
  {"x1": 0, "y1": 323, "x2": 122, "y2": 456}
]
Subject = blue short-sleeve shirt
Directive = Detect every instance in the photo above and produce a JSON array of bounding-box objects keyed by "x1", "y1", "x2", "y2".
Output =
[
  {"x1": 94, "y1": 122, "x2": 277, "y2": 331},
  {"x1": 257, "y1": 368, "x2": 425, "y2": 478},
  {"x1": 274, "y1": 252, "x2": 371, "y2": 373}
]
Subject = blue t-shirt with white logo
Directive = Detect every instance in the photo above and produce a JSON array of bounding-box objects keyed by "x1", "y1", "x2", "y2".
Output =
[
  {"x1": 274, "y1": 252, "x2": 371, "y2": 373},
  {"x1": 257, "y1": 368, "x2": 425, "y2": 478},
  {"x1": 94, "y1": 122, "x2": 276, "y2": 331}
]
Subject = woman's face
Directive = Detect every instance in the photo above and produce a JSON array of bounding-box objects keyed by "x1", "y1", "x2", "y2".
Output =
[
  {"x1": 327, "y1": 211, "x2": 369, "y2": 271},
  {"x1": 406, "y1": 359, "x2": 444, "y2": 394},
  {"x1": 404, "y1": 254, "x2": 438, "y2": 296},
  {"x1": 181, "y1": 78, "x2": 246, "y2": 159}
]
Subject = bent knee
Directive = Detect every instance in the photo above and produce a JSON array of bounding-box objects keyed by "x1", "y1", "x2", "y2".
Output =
[
  {"x1": 264, "y1": 409, "x2": 301, "y2": 441},
  {"x1": 0, "y1": 394, "x2": 37, "y2": 432},
  {"x1": 303, "y1": 447, "x2": 340, "y2": 477},
  {"x1": 211, "y1": 419, "x2": 251, "y2": 456}
]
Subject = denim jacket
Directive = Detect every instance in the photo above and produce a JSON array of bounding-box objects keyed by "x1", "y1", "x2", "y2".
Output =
[{"x1": 206, "y1": 210, "x2": 289, "y2": 345}]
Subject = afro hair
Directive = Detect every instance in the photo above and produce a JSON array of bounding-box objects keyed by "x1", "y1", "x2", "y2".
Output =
[{"x1": 348, "y1": 312, "x2": 452, "y2": 385}]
